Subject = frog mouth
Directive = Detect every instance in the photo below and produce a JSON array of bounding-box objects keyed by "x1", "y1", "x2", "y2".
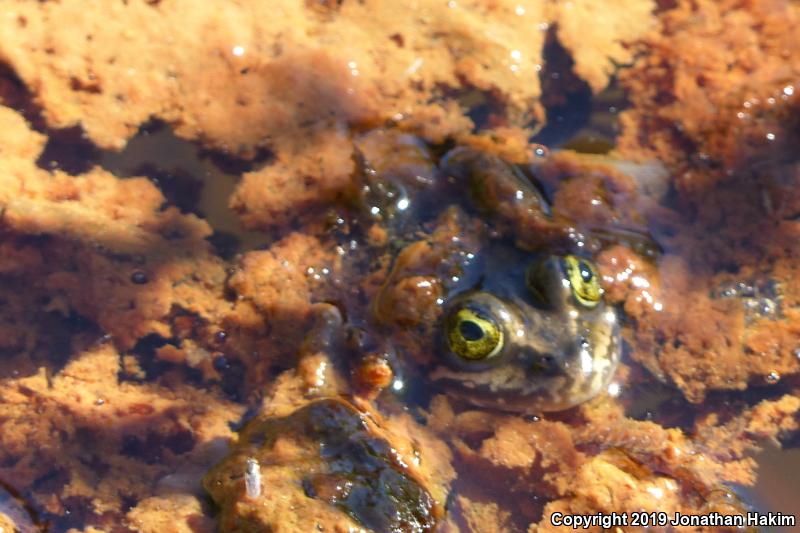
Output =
[
  {"x1": 429, "y1": 334, "x2": 619, "y2": 413},
  {"x1": 426, "y1": 363, "x2": 575, "y2": 413},
  {"x1": 428, "y1": 353, "x2": 572, "y2": 399}
]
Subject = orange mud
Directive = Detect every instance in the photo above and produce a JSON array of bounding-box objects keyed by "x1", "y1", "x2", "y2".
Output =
[{"x1": 0, "y1": 1, "x2": 798, "y2": 532}]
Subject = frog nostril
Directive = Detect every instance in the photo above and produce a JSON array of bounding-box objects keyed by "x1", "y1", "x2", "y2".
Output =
[
  {"x1": 459, "y1": 320, "x2": 484, "y2": 341},
  {"x1": 540, "y1": 355, "x2": 556, "y2": 368},
  {"x1": 528, "y1": 353, "x2": 563, "y2": 376}
]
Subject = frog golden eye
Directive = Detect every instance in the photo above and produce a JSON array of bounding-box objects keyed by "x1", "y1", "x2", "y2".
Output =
[
  {"x1": 445, "y1": 307, "x2": 504, "y2": 360},
  {"x1": 564, "y1": 255, "x2": 602, "y2": 308}
]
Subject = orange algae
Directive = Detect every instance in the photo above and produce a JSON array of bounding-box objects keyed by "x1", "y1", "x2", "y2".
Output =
[{"x1": 0, "y1": 0, "x2": 797, "y2": 531}]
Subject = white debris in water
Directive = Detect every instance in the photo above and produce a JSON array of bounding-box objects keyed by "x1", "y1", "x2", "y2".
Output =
[
  {"x1": 405, "y1": 57, "x2": 424, "y2": 76},
  {"x1": 245, "y1": 457, "x2": 261, "y2": 499}
]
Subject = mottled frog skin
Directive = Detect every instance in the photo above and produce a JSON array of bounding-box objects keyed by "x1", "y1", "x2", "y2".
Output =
[
  {"x1": 430, "y1": 251, "x2": 620, "y2": 412},
  {"x1": 352, "y1": 132, "x2": 622, "y2": 412}
]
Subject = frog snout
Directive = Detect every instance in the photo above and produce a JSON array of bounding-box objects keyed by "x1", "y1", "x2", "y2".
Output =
[
  {"x1": 512, "y1": 344, "x2": 566, "y2": 377},
  {"x1": 515, "y1": 333, "x2": 592, "y2": 377}
]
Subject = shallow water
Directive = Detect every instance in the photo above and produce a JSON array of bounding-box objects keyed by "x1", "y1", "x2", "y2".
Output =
[
  {"x1": 95, "y1": 121, "x2": 800, "y2": 530},
  {"x1": 2, "y1": 49, "x2": 799, "y2": 531}
]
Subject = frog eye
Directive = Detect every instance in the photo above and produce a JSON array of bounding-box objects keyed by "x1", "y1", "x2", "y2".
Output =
[
  {"x1": 445, "y1": 307, "x2": 504, "y2": 361},
  {"x1": 563, "y1": 255, "x2": 602, "y2": 308}
]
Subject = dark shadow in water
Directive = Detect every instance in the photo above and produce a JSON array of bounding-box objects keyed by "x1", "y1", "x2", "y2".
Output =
[
  {"x1": 98, "y1": 121, "x2": 271, "y2": 257},
  {"x1": 621, "y1": 365, "x2": 798, "y2": 435},
  {"x1": 531, "y1": 26, "x2": 593, "y2": 148},
  {"x1": 0, "y1": 63, "x2": 101, "y2": 176},
  {"x1": 0, "y1": 63, "x2": 46, "y2": 130},
  {"x1": 36, "y1": 126, "x2": 102, "y2": 176},
  {"x1": 0, "y1": 55, "x2": 372, "y2": 531}
]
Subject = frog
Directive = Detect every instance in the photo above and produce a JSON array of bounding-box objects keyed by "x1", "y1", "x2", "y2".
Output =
[
  {"x1": 203, "y1": 133, "x2": 634, "y2": 533},
  {"x1": 428, "y1": 252, "x2": 619, "y2": 412},
  {"x1": 343, "y1": 130, "x2": 623, "y2": 413}
]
